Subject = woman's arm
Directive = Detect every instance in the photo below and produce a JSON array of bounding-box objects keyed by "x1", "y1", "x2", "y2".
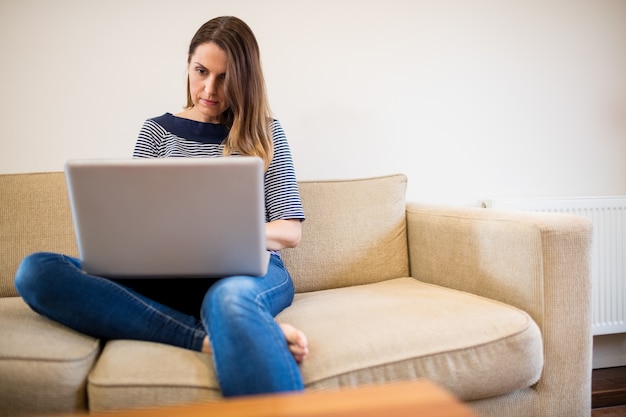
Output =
[{"x1": 266, "y1": 219, "x2": 302, "y2": 251}]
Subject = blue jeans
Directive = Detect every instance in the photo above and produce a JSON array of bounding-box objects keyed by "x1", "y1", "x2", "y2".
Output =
[{"x1": 14, "y1": 252, "x2": 303, "y2": 396}]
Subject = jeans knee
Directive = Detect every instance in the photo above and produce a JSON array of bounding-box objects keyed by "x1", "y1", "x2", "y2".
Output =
[
  {"x1": 203, "y1": 278, "x2": 258, "y2": 322},
  {"x1": 15, "y1": 252, "x2": 42, "y2": 296},
  {"x1": 15, "y1": 252, "x2": 64, "y2": 307}
]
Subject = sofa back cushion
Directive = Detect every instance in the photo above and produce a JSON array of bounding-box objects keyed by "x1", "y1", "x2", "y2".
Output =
[
  {"x1": 0, "y1": 172, "x2": 409, "y2": 296},
  {"x1": 0, "y1": 172, "x2": 78, "y2": 297},
  {"x1": 281, "y1": 174, "x2": 409, "y2": 293}
]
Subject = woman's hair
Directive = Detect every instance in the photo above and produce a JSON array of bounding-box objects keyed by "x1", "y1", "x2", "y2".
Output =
[{"x1": 186, "y1": 16, "x2": 273, "y2": 169}]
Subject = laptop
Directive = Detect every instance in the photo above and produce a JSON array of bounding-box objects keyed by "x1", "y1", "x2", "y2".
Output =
[{"x1": 64, "y1": 157, "x2": 269, "y2": 278}]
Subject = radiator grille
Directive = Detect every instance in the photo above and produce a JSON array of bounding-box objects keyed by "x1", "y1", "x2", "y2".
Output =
[{"x1": 480, "y1": 196, "x2": 626, "y2": 335}]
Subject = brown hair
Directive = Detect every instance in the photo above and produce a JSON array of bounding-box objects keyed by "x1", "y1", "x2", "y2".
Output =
[{"x1": 186, "y1": 16, "x2": 273, "y2": 169}]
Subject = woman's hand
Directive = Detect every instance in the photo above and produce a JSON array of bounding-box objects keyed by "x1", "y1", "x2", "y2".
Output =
[{"x1": 265, "y1": 219, "x2": 302, "y2": 251}]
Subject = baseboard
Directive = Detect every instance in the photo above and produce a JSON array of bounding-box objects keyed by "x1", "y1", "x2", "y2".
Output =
[{"x1": 593, "y1": 334, "x2": 626, "y2": 369}]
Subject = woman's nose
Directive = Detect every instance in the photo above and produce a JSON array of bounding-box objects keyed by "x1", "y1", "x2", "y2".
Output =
[{"x1": 204, "y1": 78, "x2": 215, "y2": 94}]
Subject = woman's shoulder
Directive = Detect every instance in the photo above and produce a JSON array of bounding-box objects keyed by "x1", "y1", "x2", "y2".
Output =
[
  {"x1": 148, "y1": 113, "x2": 175, "y2": 124},
  {"x1": 145, "y1": 113, "x2": 180, "y2": 131},
  {"x1": 270, "y1": 118, "x2": 282, "y2": 130},
  {"x1": 269, "y1": 119, "x2": 288, "y2": 143},
  {"x1": 139, "y1": 113, "x2": 174, "y2": 133}
]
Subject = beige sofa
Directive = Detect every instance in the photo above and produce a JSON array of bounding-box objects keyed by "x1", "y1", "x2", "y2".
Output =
[{"x1": 0, "y1": 172, "x2": 593, "y2": 417}]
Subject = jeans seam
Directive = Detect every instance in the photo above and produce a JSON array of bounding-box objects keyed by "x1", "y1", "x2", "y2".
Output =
[{"x1": 253, "y1": 265, "x2": 301, "y2": 389}]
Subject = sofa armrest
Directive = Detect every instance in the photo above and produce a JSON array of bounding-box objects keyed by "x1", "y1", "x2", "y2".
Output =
[{"x1": 406, "y1": 202, "x2": 593, "y2": 412}]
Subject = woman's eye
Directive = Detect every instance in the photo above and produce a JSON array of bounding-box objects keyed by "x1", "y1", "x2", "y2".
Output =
[{"x1": 195, "y1": 67, "x2": 206, "y2": 75}]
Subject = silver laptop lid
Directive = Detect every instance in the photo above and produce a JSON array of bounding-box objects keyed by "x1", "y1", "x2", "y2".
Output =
[{"x1": 65, "y1": 157, "x2": 269, "y2": 278}]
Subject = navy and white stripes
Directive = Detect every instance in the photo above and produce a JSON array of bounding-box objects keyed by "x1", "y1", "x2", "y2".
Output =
[{"x1": 133, "y1": 113, "x2": 305, "y2": 224}]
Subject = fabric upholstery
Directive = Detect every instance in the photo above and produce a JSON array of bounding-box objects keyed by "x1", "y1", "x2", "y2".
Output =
[
  {"x1": 281, "y1": 175, "x2": 409, "y2": 293},
  {"x1": 0, "y1": 171, "x2": 593, "y2": 417},
  {"x1": 278, "y1": 277, "x2": 543, "y2": 400},
  {"x1": 0, "y1": 172, "x2": 78, "y2": 297},
  {"x1": 406, "y1": 203, "x2": 593, "y2": 416},
  {"x1": 88, "y1": 341, "x2": 221, "y2": 411},
  {"x1": 88, "y1": 277, "x2": 542, "y2": 410},
  {"x1": 0, "y1": 297, "x2": 100, "y2": 416}
]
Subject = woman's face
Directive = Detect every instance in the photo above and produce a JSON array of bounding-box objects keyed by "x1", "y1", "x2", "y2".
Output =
[{"x1": 187, "y1": 42, "x2": 229, "y2": 123}]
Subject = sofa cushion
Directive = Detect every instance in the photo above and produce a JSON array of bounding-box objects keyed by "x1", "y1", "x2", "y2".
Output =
[
  {"x1": 282, "y1": 174, "x2": 409, "y2": 293},
  {"x1": 0, "y1": 297, "x2": 100, "y2": 416},
  {"x1": 87, "y1": 277, "x2": 542, "y2": 410},
  {"x1": 0, "y1": 172, "x2": 78, "y2": 297},
  {"x1": 88, "y1": 340, "x2": 220, "y2": 411},
  {"x1": 278, "y1": 277, "x2": 543, "y2": 401}
]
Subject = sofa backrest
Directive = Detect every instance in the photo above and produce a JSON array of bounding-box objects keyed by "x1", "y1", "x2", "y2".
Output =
[
  {"x1": 0, "y1": 172, "x2": 78, "y2": 297},
  {"x1": 281, "y1": 174, "x2": 409, "y2": 293},
  {"x1": 0, "y1": 172, "x2": 409, "y2": 297}
]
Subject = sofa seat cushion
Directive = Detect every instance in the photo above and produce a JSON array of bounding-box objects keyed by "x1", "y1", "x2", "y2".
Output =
[
  {"x1": 87, "y1": 340, "x2": 220, "y2": 411},
  {"x1": 277, "y1": 277, "x2": 543, "y2": 401},
  {"x1": 85, "y1": 277, "x2": 542, "y2": 410},
  {"x1": 0, "y1": 297, "x2": 101, "y2": 416}
]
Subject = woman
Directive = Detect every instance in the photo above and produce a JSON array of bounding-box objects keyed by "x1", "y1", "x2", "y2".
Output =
[{"x1": 15, "y1": 16, "x2": 308, "y2": 396}]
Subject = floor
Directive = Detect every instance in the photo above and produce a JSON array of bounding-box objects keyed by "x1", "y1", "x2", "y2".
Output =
[
  {"x1": 592, "y1": 367, "x2": 626, "y2": 416},
  {"x1": 592, "y1": 407, "x2": 626, "y2": 417}
]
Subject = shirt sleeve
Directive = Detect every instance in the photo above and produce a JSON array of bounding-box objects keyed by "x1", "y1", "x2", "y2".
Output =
[
  {"x1": 264, "y1": 120, "x2": 305, "y2": 222},
  {"x1": 133, "y1": 119, "x2": 165, "y2": 158}
]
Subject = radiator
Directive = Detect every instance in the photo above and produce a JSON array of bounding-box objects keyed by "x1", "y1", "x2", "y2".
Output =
[{"x1": 480, "y1": 196, "x2": 626, "y2": 336}]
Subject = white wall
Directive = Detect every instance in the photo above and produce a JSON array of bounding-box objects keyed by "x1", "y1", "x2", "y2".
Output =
[{"x1": 1, "y1": 0, "x2": 625, "y2": 205}]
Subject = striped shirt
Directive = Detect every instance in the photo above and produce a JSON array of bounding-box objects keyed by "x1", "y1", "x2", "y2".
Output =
[{"x1": 133, "y1": 113, "x2": 306, "y2": 229}]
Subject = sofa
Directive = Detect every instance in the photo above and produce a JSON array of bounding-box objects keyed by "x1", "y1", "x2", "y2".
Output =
[{"x1": 0, "y1": 171, "x2": 593, "y2": 417}]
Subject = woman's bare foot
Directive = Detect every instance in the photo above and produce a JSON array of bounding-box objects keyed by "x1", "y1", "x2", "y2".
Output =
[
  {"x1": 200, "y1": 323, "x2": 309, "y2": 363},
  {"x1": 279, "y1": 323, "x2": 309, "y2": 363},
  {"x1": 201, "y1": 336, "x2": 212, "y2": 354}
]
